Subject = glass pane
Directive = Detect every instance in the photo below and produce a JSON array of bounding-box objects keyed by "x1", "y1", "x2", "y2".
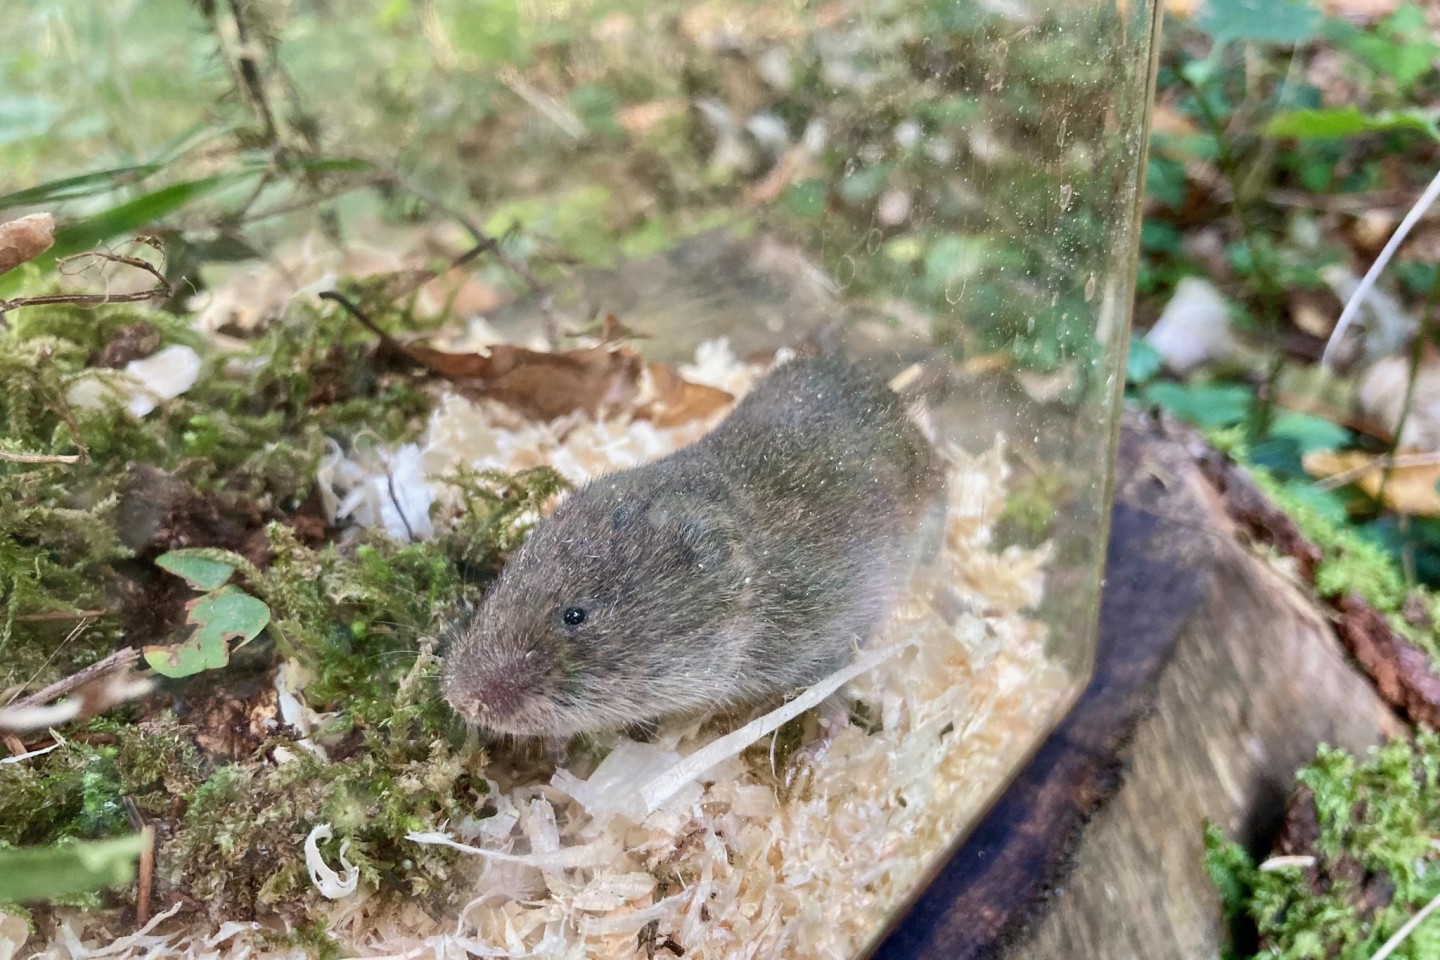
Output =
[{"x1": 0, "y1": 0, "x2": 1157, "y2": 955}]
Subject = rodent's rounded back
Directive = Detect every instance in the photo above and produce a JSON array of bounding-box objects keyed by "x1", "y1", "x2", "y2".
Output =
[{"x1": 442, "y1": 353, "x2": 946, "y2": 738}]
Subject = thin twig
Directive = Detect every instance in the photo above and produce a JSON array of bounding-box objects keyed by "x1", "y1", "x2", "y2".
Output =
[
  {"x1": 10, "y1": 647, "x2": 139, "y2": 710},
  {"x1": 12, "y1": 608, "x2": 106, "y2": 622},
  {"x1": 386, "y1": 470, "x2": 418, "y2": 543},
  {"x1": 1377, "y1": 270, "x2": 1440, "y2": 505},
  {"x1": 1315, "y1": 451, "x2": 1440, "y2": 492},
  {"x1": 0, "y1": 248, "x2": 172, "y2": 318},
  {"x1": 137, "y1": 824, "x2": 155, "y2": 927},
  {"x1": 1370, "y1": 888, "x2": 1440, "y2": 960},
  {"x1": 124, "y1": 800, "x2": 155, "y2": 928},
  {"x1": 43, "y1": 377, "x2": 93, "y2": 463},
  {"x1": 318, "y1": 290, "x2": 403, "y2": 351},
  {"x1": 384, "y1": 171, "x2": 563, "y2": 348},
  {"x1": 4, "y1": 618, "x2": 93, "y2": 708},
  {"x1": 1177, "y1": 69, "x2": 1290, "y2": 436},
  {"x1": 225, "y1": 0, "x2": 282, "y2": 150},
  {"x1": 0, "y1": 450, "x2": 82, "y2": 464}
]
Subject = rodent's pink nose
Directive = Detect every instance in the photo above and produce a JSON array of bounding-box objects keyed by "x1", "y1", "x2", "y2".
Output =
[{"x1": 465, "y1": 673, "x2": 525, "y2": 720}]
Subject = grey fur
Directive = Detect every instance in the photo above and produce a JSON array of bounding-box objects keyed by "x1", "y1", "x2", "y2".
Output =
[{"x1": 441, "y1": 354, "x2": 946, "y2": 737}]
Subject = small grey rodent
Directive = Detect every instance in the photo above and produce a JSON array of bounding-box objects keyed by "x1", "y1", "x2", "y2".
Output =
[{"x1": 441, "y1": 353, "x2": 946, "y2": 738}]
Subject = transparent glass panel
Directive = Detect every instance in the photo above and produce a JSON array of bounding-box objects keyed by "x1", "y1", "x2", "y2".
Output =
[{"x1": 0, "y1": 0, "x2": 1157, "y2": 955}]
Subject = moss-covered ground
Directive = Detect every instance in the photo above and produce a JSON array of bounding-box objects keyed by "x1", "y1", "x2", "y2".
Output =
[{"x1": 0, "y1": 292, "x2": 570, "y2": 918}]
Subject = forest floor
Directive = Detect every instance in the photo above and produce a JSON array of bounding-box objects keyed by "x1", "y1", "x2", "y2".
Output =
[{"x1": 2, "y1": 1, "x2": 1440, "y2": 957}]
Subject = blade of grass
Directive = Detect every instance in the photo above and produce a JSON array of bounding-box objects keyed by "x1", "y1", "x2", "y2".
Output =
[
  {"x1": 0, "y1": 164, "x2": 163, "y2": 210},
  {"x1": 0, "y1": 171, "x2": 264, "y2": 298},
  {"x1": 1324, "y1": 167, "x2": 1440, "y2": 367}
]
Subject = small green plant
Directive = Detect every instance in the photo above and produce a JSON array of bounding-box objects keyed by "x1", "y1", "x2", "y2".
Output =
[
  {"x1": 0, "y1": 834, "x2": 145, "y2": 904},
  {"x1": 142, "y1": 550, "x2": 272, "y2": 678}
]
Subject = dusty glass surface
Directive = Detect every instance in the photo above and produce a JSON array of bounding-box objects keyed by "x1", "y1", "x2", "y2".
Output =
[{"x1": 0, "y1": 0, "x2": 1158, "y2": 956}]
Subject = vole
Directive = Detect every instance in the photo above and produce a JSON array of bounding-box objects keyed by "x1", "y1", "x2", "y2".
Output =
[{"x1": 441, "y1": 353, "x2": 947, "y2": 738}]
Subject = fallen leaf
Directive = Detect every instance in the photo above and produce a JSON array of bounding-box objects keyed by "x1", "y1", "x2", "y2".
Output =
[
  {"x1": 1149, "y1": 102, "x2": 1199, "y2": 137},
  {"x1": 0, "y1": 213, "x2": 55, "y2": 276},
  {"x1": 1319, "y1": 0, "x2": 1400, "y2": 20},
  {"x1": 637, "y1": 362, "x2": 735, "y2": 428},
  {"x1": 566, "y1": 312, "x2": 650, "y2": 346},
  {"x1": 1356, "y1": 351, "x2": 1440, "y2": 449},
  {"x1": 191, "y1": 688, "x2": 278, "y2": 759},
  {"x1": 1288, "y1": 290, "x2": 1338, "y2": 339},
  {"x1": 618, "y1": 99, "x2": 685, "y2": 136},
  {"x1": 447, "y1": 344, "x2": 646, "y2": 420},
  {"x1": 1145, "y1": 275, "x2": 1236, "y2": 374},
  {"x1": 418, "y1": 270, "x2": 507, "y2": 317},
  {"x1": 1303, "y1": 449, "x2": 1440, "y2": 516},
  {"x1": 1350, "y1": 209, "x2": 1397, "y2": 257},
  {"x1": 744, "y1": 146, "x2": 810, "y2": 208},
  {"x1": 356, "y1": 303, "x2": 732, "y2": 424}
]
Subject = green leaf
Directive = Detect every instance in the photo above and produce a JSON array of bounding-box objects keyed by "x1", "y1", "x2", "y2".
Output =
[
  {"x1": 46, "y1": 174, "x2": 260, "y2": 262},
  {"x1": 288, "y1": 156, "x2": 377, "y2": 176},
  {"x1": 155, "y1": 550, "x2": 236, "y2": 591},
  {"x1": 0, "y1": 834, "x2": 145, "y2": 902},
  {"x1": 0, "y1": 171, "x2": 264, "y2": 299},
  {"x1": 144, "y1": 587, "x2": 271, "y2": 678},
  {"x1": 447, "y1": 0, "x2": 529, "y2": 66},
  {"x1": 1142, "y1": 381, "x2": 1253, "y2": 428},
  {"x1": 569, "y1": 85, "x2": 620, "y2": 136},
  {"x1": 1144, "y1": 157, "x2": 1189, "y2": 211},
  {"x1": 1268, "y1": 411, "x2": 1352, "y2": 454},
  {"x1": 1126, "y1": 337, "x2": 1163, "y2": 385},
  {"x1": 1265, "y1": 106, "x2": 1439, "y2": 141},
  {"x1": 1195, "y1": 0, "x2": 1323, "y2": 46},
  {"x1": 0, "y1": 164, "x2": 163, "y2": 209}
]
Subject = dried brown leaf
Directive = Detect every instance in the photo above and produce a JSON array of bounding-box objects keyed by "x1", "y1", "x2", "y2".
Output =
[
  {"x1": 1303, "y1": 450, "x2": 1440, "y2": 517},
  {"x1": 0, "y1": 213, "x2": 55, "y2": 276},
  {"x1": 637, "y1": 362, "x2": 734, "y2": 428},
  {"x1": 376, "y1": 312, "x2": 732, "y2": 424}
]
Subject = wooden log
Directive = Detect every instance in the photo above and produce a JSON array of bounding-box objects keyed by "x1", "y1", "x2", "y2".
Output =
[{"x1": 871, "y1": 414, "x2": 1403, "y2": 959}]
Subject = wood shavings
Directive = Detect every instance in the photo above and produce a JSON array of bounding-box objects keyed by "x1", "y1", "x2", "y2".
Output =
[
  {"x1": 640, "y1": 641, "x2": 907, "y2": 815},
  {"x1": 64, "y1": 345, "x2": 203, "y2": 419},
  {"x1": 304, "y1": 825, "x2": 360, "y2": 899}
]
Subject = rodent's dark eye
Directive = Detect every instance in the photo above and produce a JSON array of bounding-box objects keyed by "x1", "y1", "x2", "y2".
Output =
[{"x1": 562, "y1": 607, "x2": 587, "y2": 626}]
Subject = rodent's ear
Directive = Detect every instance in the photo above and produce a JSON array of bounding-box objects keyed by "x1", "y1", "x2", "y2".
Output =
[{"x1": 645, "y1": 495, "x2": 738, "y2": 572}]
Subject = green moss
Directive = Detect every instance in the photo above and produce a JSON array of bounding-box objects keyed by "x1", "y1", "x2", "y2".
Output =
[
  {"x1": 1206, "y1": 734, "x2": 1440, "y2": 960},
  {"x1": 997, "y1": 469, "x2": 1065, "y2": 542},
  {"x1": 0, "y1": 289, "x2": 558, "y2": 916},
  {"x1": 262, "y1": 917, "x2": 343, "y2": 960},
  {"x1": 1247, "y1": 466, "x2": 1437, "y2": 662},
  {"x1": 170, "y1": 727, "x2": 485, "y2": 915}
]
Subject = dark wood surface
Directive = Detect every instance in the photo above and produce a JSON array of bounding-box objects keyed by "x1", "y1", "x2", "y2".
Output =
[{"x1": 869, "y1": 415, "x2": 1402, "y2": 960}]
